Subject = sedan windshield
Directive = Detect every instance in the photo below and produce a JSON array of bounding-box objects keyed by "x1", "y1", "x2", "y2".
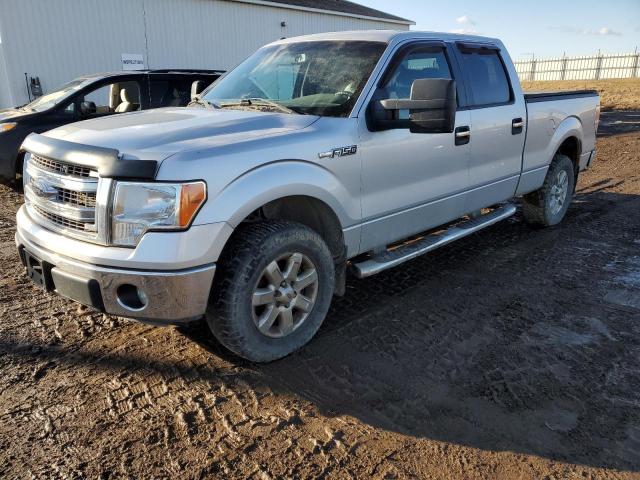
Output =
[
  {"x1": 201, "y1": 41, "x2": 386, "y2": 117},
  {"x1": 22, "y1": 77, "x2": 93, "y2": 112}
]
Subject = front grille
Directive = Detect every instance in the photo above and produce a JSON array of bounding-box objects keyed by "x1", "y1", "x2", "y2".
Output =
[
  {"x1": 30, "y1": 154, "x2": 94, "y2": 178},
  {"x1": 55, "y1": 187, "x2": 97, "y2": 208},
  {"x1": 24, "y1": 153, "x2": 105, "y2": 243},
  {"x1": 32, "y1": 204, "x2": 92, "y2": 232}
]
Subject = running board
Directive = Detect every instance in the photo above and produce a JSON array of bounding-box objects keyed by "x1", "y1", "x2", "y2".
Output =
[{"x1": 351, "y1": 204, "x2": 517, "y2": 278}]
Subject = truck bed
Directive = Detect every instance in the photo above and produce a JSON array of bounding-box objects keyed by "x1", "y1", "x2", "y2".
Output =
[{"x1": 518, "y1": 89, "x2": 599, "y2": 195}]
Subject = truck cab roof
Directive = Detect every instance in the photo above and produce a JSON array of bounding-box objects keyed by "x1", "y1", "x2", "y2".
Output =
[{"x1": 270, "y1": 30, "x2": 501, "y2": 47}]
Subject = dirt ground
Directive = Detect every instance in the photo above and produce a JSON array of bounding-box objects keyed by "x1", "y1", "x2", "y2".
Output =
[
  {"x1": 1, "y1": 118, "x2": 640, "y2": 479},
  {"x1": 521, "y1": 78, "x2": 640, "y2": 111}
]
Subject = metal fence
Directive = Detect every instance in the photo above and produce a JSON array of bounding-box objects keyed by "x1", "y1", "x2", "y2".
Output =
[{"x1": 514, "y1": 51, "x2": 640, "y2": 81}]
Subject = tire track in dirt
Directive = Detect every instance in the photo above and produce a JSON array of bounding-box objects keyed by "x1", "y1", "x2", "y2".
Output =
[{"x1": 1, "y1": 134, "x2": 639, "y2": 479}]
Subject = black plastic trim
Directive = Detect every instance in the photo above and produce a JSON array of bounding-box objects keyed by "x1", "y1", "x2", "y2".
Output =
[
  {"x1": 21, "y1": 133, "x2": 157, "y2": 179},
  {"x1": 50, "y1": 268, "x2": 105, "y2": 312},
  {"x1": 455, "y1": 41, "x2": 501, "y2": 52},
  {"x1": 524, "y1": 90, "x2": 599, "y2": 103}
]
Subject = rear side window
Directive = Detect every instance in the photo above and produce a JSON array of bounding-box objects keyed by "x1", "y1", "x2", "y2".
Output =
[
  {"x1": 150, "y1": 78, "x2": 203, "y2": 108},
  {"x1": 458, "y1": 48, "x2": 511, "y2": 106}
]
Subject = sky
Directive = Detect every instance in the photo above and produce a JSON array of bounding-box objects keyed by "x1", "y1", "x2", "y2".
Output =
[{"x1": 357, "y1": 0, "x2": 640, "y2": 59}]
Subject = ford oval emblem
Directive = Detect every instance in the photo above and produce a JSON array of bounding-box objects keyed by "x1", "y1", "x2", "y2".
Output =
[{"x1": 31, "y1": 178, "x2": 57, "y2": 199}]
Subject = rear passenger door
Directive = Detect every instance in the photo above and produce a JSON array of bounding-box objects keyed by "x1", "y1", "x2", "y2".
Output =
[{"x1": 454, "y1": 43, "x2": 526, "y2": 210}]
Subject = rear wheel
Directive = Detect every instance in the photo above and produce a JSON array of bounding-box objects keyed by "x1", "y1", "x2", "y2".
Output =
[
  {"x1": 522, "y1": 154, "x2": 575, "y2": 227},
  {"x1": 206, "y1": 221, "x2": 335, "y2": 362}
]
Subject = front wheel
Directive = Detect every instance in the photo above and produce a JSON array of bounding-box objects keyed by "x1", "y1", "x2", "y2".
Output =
[
  {"x1": 522, "y1": 154, "x2": 575, "y2": 227},
  {"x1": 206, "y1": 221, "x2": 335, "y2": 362}
]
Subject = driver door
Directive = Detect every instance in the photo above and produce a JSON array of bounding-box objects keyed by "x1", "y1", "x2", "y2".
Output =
[{"x1": 357, "y1": 42, "x2": 471, "y2": 251}]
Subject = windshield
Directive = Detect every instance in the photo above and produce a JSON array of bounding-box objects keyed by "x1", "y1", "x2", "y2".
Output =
[
  {"x1": 201, "y1": 40, "x2": 386, "y2": 117},
  {"x1": 23, "y1": 77, "x2": 93, "y2": 112}
]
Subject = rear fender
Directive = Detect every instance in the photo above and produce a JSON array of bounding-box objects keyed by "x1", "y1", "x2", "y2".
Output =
[{"x1": 547, "y1": 116, "x2": 583, "y2": 164}]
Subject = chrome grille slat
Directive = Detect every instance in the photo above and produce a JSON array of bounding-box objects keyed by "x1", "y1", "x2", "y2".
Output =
[
  {"x1": 25, "y1": 185, "x2": 96, "y2": 221},
  {"x1": 30, "y1": 154, "x2": 94, "y2": 178},
  {"x1": 26, "y1": 162, "x2": 98, "y2": 192},
  {"x1": 32, "y1": 205, "x2": 93, "y2": 232}
]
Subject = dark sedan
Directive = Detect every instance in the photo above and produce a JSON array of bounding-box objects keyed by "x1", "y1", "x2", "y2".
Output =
[{"x1": 0, "y1": 69, "x2": 223, "y2": 182}]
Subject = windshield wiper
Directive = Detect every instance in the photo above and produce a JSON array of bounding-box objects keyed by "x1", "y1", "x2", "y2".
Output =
[
  {"x1": 187, "y1": 96, "x2": 220, "y2": 109},
  {"x1": 221, "y1": 98, "x2": 296, "y2": 115}
]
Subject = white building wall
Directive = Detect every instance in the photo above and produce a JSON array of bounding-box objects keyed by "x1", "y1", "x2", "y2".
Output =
[
  {"x1": 0, "y1": 28, "x2": 13, "y2": 108},
  {"x1": 0, "y1": 0, "x2": 409, "y2": 108},
  {"x1": 143, "y1": 0, "x2": 407, "y2": 70}
]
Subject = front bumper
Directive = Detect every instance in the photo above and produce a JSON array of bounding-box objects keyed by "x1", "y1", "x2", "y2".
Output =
[{"x1": 15, "y1": 227, "x2": 216, "y2": 324}]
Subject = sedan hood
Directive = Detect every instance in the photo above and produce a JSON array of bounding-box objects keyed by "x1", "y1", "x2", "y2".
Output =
[
  {"x1": 44, "y1": 107, "x2": 319, "y2": 161},
  {"x1": 0, "y1": 108, "x2": 30, "y2": 122}
]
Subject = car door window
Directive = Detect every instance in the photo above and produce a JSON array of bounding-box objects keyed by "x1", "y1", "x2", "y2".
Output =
[
  {"x1": 78, "y1": 81, "x2": 141, "y2": 117},
  {"x1": 380, "y1": 46, "x2": 453, "y2": 119},
  {"x1": 457, "y1": 48, "x2": 511, "y2": 106},
  {"x1": 150, "y1": 79, "x2": 196, "y2": 108}
]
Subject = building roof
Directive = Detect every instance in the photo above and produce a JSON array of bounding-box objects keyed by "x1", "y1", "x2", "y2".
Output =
[{"x1": 233, "y1": 0, "x2": 414, "y2": 25}]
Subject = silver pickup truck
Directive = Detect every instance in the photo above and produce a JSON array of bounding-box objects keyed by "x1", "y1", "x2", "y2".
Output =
[{"x1": 16, "y1": 31, "x2": 600, "y2": 361}]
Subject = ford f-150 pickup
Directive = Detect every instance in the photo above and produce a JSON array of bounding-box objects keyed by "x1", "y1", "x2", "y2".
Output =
[{"x1": 15, "y1": 31, "x2": 600, "y2": 362}]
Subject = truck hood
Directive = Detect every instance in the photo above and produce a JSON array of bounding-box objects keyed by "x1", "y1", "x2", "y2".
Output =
[{"x1": 44, "y1": 107, "x2": 319, "y2": 161}]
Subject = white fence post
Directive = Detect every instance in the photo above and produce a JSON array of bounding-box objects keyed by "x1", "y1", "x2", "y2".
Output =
[{"x1": 530, "y1": 59, "x2": 536, "y2": 81}]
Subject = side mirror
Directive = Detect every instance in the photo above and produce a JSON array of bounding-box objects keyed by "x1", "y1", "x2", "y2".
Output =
[
  {"x1": 191, "y1": 80, "x2": 206, "y2": 101},
  {"x1": 370, "y1": 78, "x2": 456, "y2": 133},
  {"x1": 79, "y1": 101, "x2": 96, "y2": 116},
  {"x1": 407, "y1": 78, "x2": 456, "y2": 134}
]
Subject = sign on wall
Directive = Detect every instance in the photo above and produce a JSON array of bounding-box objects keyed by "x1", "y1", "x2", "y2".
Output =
[{"x1": 121, "y1": 53, "x2": 145, "y2": 71}]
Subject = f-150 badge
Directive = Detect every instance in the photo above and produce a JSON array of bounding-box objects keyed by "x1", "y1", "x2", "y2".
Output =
[{"x1": 318, "y1": 145, "x2": 357, "y2": 159}]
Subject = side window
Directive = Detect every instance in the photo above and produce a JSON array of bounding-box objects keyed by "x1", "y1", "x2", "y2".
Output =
[
  {"x1": 458, "y1": 49, "x2": 511, "y2": 106},
  {"x1": 382, "y1": 47, "x2": 452, "y2": 101},
  {"x1": 82, "y1": 84, "x2": 113, "y2": 113},
  {"x1": 380, "y1": 46, "x2": 453, "y2": 119},
  {"x1": 63, "y1": 102, "x2": 75, "y2": 115},
  {"x1": 78, "y1": 81, "x2": 141, "y2": 116},
  {"x1": 150, "y1": 79, "x2": 194, "y2": 108}
]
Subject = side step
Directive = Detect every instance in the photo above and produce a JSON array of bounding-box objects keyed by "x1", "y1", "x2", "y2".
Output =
[{"x1": 351, "y1": 204, "x2": 517, "y2": 278}]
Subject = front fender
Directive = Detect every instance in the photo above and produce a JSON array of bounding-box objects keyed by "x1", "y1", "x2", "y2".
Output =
[{"x1": 195, "y1": 159, "x2": 359, "y2": 229}]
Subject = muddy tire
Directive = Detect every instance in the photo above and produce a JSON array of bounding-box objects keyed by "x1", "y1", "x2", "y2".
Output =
[
  {"x1": 206, "y1": 221, "x2": 335, "y2": 362},
  {"x1": 522, "y1": 154, "x2": 575, "y2": 227}
]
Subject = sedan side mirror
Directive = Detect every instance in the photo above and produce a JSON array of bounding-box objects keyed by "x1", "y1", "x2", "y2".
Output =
[
  {"x1": 79, "y1": 101, "x2": 96, "y2": 116},
  {"x1": 370, "y1": 78, "x2": 456, "y2": 134}
]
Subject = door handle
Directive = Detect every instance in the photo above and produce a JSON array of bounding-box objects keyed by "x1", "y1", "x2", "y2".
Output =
[
  {"x1": 512, "y1": 118, "x2": 524, "y2": 134},
  {"x1": 455, "y1": 126, "x2": 470, "y2": 145}
]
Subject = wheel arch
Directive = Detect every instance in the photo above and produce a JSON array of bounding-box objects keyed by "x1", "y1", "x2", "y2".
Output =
[
  {"x1": 197, "y1": 160, "x2": 360, "y2": 256},
  {"x1": 549, "y1": 116, "x2": 583, "y2": 181}
]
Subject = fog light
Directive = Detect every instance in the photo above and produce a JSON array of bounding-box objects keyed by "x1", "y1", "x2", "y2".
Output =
[{"x1": 116, "y1": 284, "x2": 148, "y2": 311}]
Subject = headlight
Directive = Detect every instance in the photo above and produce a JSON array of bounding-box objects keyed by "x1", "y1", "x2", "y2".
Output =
[
  {"x1": 111, "y1": 181, "x2": 206, "y2": 246},
  {"x1": 0, "y1": 122, "x2": 17, "y2": 133}
]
